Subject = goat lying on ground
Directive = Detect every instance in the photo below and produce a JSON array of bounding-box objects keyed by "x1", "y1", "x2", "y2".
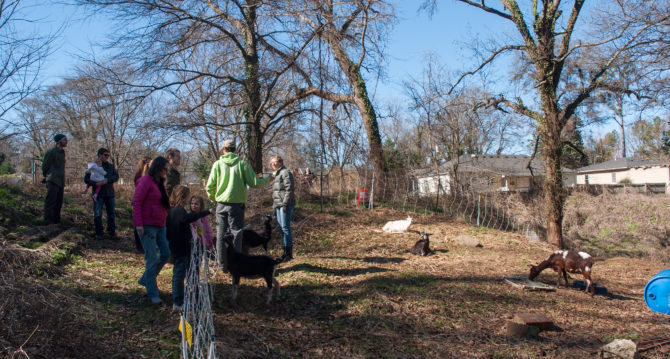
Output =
[
  {"x1": 382, "y1": 216, "x2": 412, "y2": 233},
  {"x1": 241, "y1": 214, "x2": 272, "y2": 253},
  {"x1": 223, "y1": 234, "x2": 282, "y2": 304},
  {"x1": 410, "y1": 231, "x2": 432, "y2": 256},
  {"x1": 529, "y1": 250, "x2": 596, "y2": 296}
]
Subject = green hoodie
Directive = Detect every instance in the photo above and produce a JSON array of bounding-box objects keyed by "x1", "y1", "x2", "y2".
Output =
[{"x1": 205, "y1": 153, "x2": 270, "y2": 203}]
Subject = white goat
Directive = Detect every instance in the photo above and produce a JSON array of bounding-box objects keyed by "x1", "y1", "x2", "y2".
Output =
[{"x1": 382, "y1": 216, "x2": 413, "y2": 233}]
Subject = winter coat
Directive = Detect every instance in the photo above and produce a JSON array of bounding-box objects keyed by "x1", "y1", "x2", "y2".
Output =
[
  {"x1": 84, "y1": 161, "x2": 119, "y2": 197},
  {"x1": 166, "y1": 166, "x2": 180, "y2": 195},
  {"x1": 42, "y1": 147, "x2": 66, "y2": 187},
  {"x1": 132, "y1": 175, "x2": 169, "y2": 227},
  {"x1": 205, "y1": 153, "x2": 270, "y2": 204},
  {"x1": 167, "y1": 206, "x2": 211, "y2": 258},
  {"x1": 272, "y1": 165, "x2": 295, "y2": 210}
]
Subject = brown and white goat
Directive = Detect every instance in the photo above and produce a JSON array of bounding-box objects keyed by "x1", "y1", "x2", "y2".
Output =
[{"x1": 529, "y1": 250, "x2": 596, "y2": 296}]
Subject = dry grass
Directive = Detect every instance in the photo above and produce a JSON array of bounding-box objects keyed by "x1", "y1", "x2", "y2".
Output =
[
  {"x1": 1, "y1": 183, "x2": 669, "y2": 358},
  {"x1": 564, "y1": 191, "x2": 670, "y2": 259}
]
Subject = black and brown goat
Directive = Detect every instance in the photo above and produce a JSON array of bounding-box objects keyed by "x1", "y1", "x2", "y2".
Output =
[
  {"x1": 241, "y1": 214, "x2": 272, "y2": 254},
  {"x1": 529, "y1": 250, "x2": 596, "y2": 296},
  {"x1": 410, "y1": 231, "x2": 432, "y2": 256}
]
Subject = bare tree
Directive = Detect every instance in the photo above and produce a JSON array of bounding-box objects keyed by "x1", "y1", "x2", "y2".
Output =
[
  {"x1": 0, "y1": 0, "x2": 56, "y2": 140},
  {"x1": 423, "y1": 0, "x2": 669, "y2": 248},
  {"x1": 290, "y1": 0, "x2": 393, "y2": 188},
  {"x1": 405, "y1": 55, "x2": 522, "y2": 194},
  {"x1": 17, "y1": 62, "x2": 161, "y2": 176},
  {"x1": 77, "y1": 0, "x2": 317, "y2": 172}
]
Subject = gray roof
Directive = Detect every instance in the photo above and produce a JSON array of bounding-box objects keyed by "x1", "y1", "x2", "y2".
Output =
[
  {"x1": 416, "y1": 154, "x2": 550, "y2": 177},
  {"x1": 577, "y1": 158, "x2": 668, "y2": 173}
]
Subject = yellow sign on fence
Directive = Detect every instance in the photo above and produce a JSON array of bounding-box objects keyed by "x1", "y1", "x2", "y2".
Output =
[{"x1": 178, "y1": 317, "x2": 193, "y2": 347}]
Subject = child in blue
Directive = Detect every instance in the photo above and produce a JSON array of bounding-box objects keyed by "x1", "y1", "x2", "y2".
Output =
[{"x1": 166, "y1": 185, "x2": 214, "y2": 310}]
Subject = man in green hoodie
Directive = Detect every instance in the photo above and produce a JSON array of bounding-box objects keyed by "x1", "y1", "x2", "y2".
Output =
[{"x1": 206, "y1": 139, "x2": 272, "y2": 271}]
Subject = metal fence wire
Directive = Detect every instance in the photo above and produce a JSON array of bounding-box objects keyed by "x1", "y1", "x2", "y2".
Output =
[{"x1": 244, "y1": 168, "x2": 547, "y2": 238}]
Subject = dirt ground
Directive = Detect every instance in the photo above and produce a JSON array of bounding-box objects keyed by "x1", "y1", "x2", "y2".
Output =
[{"x1": 1, "y1": 183, "x2": 669, "y2": 358}]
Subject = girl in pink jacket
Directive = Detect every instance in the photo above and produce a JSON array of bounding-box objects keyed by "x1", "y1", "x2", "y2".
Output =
[
  {"x1": 189, "y1": 196, "x2": 214, "y2": 249},
  {"x1": 132, "y1": 156, "x2": 171, "y2": 305}
]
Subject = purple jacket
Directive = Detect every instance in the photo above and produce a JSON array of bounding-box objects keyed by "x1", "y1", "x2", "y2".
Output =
[{"x1": 132, "y1": 174, "x2": 168, "y2": 227}]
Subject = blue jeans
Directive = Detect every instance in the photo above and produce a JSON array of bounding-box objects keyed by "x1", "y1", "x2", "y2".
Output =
[
  {"x1": 172, "y1": 255, "x2": 190, "y2": 306},
  {"x1": 139, "y1": 226, "x2": 170, "y2": 300},
  {"x1": 93, "y1": 196, "x2": 116, "y2": 236},
  {"x1": 275, "y1": 204, "x2": 294, "y2": 248}
]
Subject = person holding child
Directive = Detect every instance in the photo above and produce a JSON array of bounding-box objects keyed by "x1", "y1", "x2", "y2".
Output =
[
  {"x1": 166, "y1": 185, "x2": 214, "y2": 310},
  {"x1": 133, "y1": 156, "x2": 171, "y2": 305},
  {"x1": 84, "y1": 158, "x2": 106, "y2": 201},
  {"x1": 84, "y1": 148, "x2": 119, "y2": 240}
]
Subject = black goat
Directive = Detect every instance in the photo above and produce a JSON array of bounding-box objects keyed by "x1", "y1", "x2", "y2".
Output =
[
  {"x1": 223, "y1": 234, "x2": 282, "y2": 304},
  {"x1": 410, "y1": 231, "x2": 432, "y2": 256},
  {"x1": 241, "y1": 214, "x2": 273, "y2": 254}
]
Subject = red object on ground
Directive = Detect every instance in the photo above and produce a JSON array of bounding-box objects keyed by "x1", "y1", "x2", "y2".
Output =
[{"x1": 357, "y1": 189, "x2": 369, "y2": 207}]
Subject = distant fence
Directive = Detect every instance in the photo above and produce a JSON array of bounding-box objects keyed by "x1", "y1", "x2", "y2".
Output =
[
  {"x1": 44, "y1": 165, "x2": 666, "y2": 240},
  {"x1": 569, "y1": 183, "x2": 668, "y2": 195},
  {"x1": 243, "y1": 169, "x2": 547, "y2": 238}
]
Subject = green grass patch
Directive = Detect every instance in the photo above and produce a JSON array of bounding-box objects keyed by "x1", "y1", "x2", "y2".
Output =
[{"x1": 328, "y1": 209, "x2": 353, "y2": 217}]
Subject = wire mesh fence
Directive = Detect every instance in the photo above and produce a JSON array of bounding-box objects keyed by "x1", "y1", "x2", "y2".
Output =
[{"x1": 244, "y1": 167, "x2": 547, "y2": 238}]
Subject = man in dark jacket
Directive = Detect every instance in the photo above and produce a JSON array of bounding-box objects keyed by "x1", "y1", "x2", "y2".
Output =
[
  {"x1": 165, "y1": 148, "x2": 181, "y2": 196},
  {"x1": 84, "y1": 148, "x2": 119, "y2": 240},
  {"x1": 42, "y1": 134, "x2": 68, "y2": 225}
]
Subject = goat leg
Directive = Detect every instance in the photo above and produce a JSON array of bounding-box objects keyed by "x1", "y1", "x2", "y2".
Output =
[
  {"x1": 231, "y1": 284, "x2": 238, "y2": 301},
  {"x1": 273, "y1": 278, "x2": 280, "y2": 296},
  {"x1": 562, "y1": 269, "x2": 570, "y2": 287}
]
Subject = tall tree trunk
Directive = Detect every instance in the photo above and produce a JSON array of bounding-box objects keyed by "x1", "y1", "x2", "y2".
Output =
[
  {"x1": 539, "y1": 105, "x2": 565, "y2": 249},
  {"x1": 542, "y1": 131, "x2": 565, "y2": 249},
  {"x1": 330, "y1": 47, "x2": 387, "y2": 190},
  {"x1": 243, "y1": 0, "x2": 264, "y2": 172}
]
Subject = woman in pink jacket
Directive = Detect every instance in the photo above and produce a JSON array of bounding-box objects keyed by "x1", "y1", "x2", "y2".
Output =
[{"x1": 133, "y1": 156, "x2": 171, "y2": 305}]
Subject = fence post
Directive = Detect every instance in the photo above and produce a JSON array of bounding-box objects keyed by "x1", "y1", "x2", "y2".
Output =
[{"x1": 477, "y1": 195, "x2": 481, "y2": 226}]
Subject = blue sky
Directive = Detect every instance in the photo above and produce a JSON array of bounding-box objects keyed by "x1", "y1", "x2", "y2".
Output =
[
  {"x1": 37, "y1": 2, "x2": 508, "y2": 89},
  {"x1": 22, "y1": 0, "x2": 630, "y2": 150}
]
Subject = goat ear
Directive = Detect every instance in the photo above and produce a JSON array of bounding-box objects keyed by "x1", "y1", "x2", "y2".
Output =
[{"x1": 527, "y1": 264, "x2": 534, "y2": 268}]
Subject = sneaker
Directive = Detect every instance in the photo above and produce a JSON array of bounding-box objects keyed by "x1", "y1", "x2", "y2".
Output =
[
  {"x1": 150, "y1": 297, "x2": 163, "y2": 305},
  {"x1": 172, "y1": 304, "x2": 183, "y2": 311}
]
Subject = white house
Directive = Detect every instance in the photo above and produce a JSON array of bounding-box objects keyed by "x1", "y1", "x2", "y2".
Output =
[
  {"x1": 414, "y1": 154, "x2": 575, "y2": 195},
  {"x1": 575, "y1": 158, "x2": 670, "y2": 189}
]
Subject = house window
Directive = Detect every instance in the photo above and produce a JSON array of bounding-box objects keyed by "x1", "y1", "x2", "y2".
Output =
[
  {"x1": 612, "y1": 172, "x2": 616, "y2": 183},
  {"x1": 585, "y1": 174, "x2": 589, "y2": 184}
]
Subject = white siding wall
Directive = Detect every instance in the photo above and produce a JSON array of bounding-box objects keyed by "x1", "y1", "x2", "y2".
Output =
[
  {"x1": 627, "y1": 166, "x2": 670, "y2": 184},
  {"x1": 575, "y1": 166, "x2": 669, "y2": 185},
  {"x1": 417, "y1": 175, "x2": 451, "y2": 195}
]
